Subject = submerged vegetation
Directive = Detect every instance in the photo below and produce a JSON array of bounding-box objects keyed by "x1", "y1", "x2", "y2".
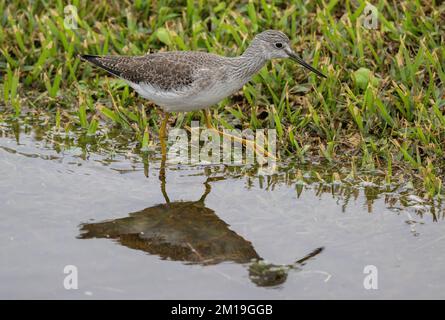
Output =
[{"x1": 1, "y1": 0, "x2": 444, "y2": 196}]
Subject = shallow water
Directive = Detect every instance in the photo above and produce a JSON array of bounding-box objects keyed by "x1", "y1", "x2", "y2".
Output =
[{"x1": 1, "y1": 121, "x2": 444, "y2": 299}]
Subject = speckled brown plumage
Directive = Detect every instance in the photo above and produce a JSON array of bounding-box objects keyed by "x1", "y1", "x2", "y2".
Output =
[{"x1": 81, "y1": 52, "x2": 226, "y2": 91}]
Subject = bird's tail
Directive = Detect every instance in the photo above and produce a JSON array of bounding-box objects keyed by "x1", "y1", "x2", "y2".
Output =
[{"x1": 78, "y1": 54, "x2": 123, "y2": 78}]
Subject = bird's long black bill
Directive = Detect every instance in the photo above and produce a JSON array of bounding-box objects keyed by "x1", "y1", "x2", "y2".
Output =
[{"x1": 288, "y1": 52, "x2": 327, "y2": 78}]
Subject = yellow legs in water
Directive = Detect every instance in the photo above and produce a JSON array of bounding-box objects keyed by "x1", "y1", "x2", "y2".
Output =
[{"x1": 158, "y1": 112, "x2": 170, "y2": 203}]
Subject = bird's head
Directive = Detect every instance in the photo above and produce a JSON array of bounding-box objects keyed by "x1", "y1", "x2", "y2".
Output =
[{"x1": 252, "y1": 30, "x2": 326, "y2": 78}]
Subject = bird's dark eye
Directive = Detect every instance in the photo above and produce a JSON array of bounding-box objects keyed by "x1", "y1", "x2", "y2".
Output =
[{"x1": 275, "y1": 42, "x2": 283, "y2": 48}]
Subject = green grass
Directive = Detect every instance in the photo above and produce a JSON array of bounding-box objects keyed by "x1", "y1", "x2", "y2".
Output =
[{"x1": 0, "y1": 0, "x2": 444, "y2": 197}]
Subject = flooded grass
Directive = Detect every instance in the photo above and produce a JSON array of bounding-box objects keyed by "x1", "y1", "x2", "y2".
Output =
[{"x1": 1, "y1": 117, "x2": 443, "y2": 219}]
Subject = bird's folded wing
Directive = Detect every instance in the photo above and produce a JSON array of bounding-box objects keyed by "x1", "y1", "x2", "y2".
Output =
[{"x1": 81, "y1": 54, "x2": 198, "y2": 91}]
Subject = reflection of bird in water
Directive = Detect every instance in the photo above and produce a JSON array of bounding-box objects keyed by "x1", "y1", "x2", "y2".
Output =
[
  {"x1": 78, "y1": 160, "x2": 323, "y2": 286},
  {"x1": 79, "y1": 177, "x2": 260, "y2": 265}
]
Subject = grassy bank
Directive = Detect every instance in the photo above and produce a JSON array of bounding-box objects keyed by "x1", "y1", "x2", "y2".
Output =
[{"x1": 1, "y1": 0, "x2": 444, "y2": 196}]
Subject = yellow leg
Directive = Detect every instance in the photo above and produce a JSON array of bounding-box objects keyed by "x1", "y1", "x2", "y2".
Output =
[
  {"x1": 205, "y1": 109, "x2": 213, "y2": 129},
  {"x1": 159, "y1": 112, "x2": 170, "y2": 160},
  {"x1": 204, "y1": 110, "x2": 277, "y2": 160},
  {"x1": 158, "y1": 112, "x2": 170, "y2": 203}
]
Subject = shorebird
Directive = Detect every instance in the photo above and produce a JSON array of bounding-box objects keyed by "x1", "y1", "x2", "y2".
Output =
[{"x1": 80, "y1": 30, "x2": 326, "y2": 158}]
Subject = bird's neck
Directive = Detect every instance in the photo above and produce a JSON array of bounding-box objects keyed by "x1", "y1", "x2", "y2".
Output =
[{"x1": 229, "y1": 42, "x2": 268, "y2": 81}]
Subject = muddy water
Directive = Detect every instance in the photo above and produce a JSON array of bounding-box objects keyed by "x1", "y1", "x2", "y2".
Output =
[{"x1": 0, "y1": 121, "x2": 444, "y2": 299}]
